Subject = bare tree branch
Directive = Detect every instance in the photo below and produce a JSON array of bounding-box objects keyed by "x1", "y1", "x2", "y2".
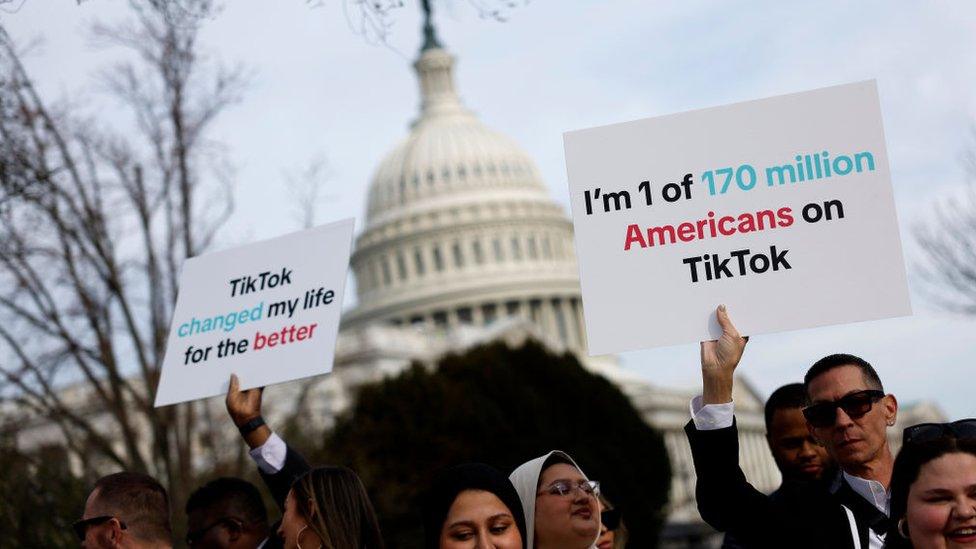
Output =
[
  {"x1": 913, "y1": 125, "x2": 976, "y2": 315},
  {"x1": 0, "y1": 1, "x2": 245, "y2": 504}
]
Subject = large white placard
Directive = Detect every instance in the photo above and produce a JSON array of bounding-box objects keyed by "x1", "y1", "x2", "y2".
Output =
[
  {"x1": 154, "y1": 219, "x2": 354, "y2": 406},
  {"x1": 564, "y1": 81, "x2": 911, "y2": 355}
]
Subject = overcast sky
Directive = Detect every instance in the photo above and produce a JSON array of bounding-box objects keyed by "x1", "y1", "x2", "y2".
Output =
[{"x1": 3, "y1": 1, "x2": 975, "y2": 418}]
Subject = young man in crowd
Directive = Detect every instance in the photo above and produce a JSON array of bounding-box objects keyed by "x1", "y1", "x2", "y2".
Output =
[
  {"x1": 185, "y1": 477, "x2": 273, "y2": 548},
  {"x1": 74, "y1": 472, "x2": 173, "y2": 549},
  {"x1": 686, "y1": 305, "x2": 897, "y2": 549},
  {"x1": 721, "y1": 383, "x2": 834, "y2": 548}
]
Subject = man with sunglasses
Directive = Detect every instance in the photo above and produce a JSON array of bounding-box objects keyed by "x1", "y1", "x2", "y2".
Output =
[
  {"x1": 684, "y1": 305, "x2": 896, "y2": 549},
  {"x1": 75, "y1": 471, "x2": 172, "y2": 548},
  {"x1": 802, "y1": 352, "x2": 898, "y2": 549}
]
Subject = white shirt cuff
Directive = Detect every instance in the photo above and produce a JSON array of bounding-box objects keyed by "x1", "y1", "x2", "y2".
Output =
[
  {"x1": 689, "y1": 395, "x2": 735, "y2": 430},
  {"x1": 248, "y1": 431, "x2": 287, "y2": 474}
]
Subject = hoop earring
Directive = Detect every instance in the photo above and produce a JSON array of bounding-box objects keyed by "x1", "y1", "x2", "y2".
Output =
[
  {"x1": 897, "y1": 518, "x2": 910, "y2": 539},
  {"x1": 297, "y1": 525, "x2": 320, "y2": 549}
]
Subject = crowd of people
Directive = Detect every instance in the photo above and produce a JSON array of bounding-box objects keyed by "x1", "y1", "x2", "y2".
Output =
[
  {"x1": 689, "y1": 305, "x2": 975, "y2": 549},
  {"x1": 71, "y1": 306, "x2": 973, "y2": 549}
]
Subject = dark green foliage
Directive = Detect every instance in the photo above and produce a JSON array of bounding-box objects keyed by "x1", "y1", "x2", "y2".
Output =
[
  {"x1": 317, "y1": 340, "x2": 670, "y2": 548},
  {"x1": 0, "y1": 442, "x2": 89, "y2": 548}
]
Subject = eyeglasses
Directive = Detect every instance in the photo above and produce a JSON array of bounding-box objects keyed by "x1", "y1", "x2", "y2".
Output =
[
  {"x1": 72, "y1": 516, "x2": 126, "y2": 541},
  {"x1": 601, "y1": 508, "x2": 621, "y2": 530},
  {"x1": 186, "y1": 517, "x2": 244, "y2": 545},
  {"x1": 903, "y1": 419, "x2": 976, "y2": 446},
  {"x1": 538, "y1": 479, "x2": 600, "y2": 498},
  {"x1": 802, "y1": 390, "x2": 886, "y2": 429}
]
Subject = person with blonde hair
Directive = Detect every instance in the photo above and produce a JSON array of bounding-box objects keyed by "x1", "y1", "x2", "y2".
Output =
[
  {"x1": 225, "y1": 375, "x2": 384, "y2": 549},
  {"x1": 276, "y1": 466, "x2": 384, "y2": 549}
]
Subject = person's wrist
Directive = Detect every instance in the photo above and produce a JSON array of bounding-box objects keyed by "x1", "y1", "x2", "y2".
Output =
[
  {"x1": 702, "y1": 370, "x2": 734, "y2": 404},
  {"x1": 237, "y1": 415, "x2": 264, "y2": 434},
  {"x1": 230, "y1": 408, "x2": 260, "y2": 427}
]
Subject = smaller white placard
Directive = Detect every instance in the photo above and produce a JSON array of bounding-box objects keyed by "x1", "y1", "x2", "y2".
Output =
[{"x1": 154, "y1": 219, "x2": 354, "y2": 407}]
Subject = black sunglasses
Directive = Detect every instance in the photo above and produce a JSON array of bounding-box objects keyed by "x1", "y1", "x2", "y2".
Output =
[
  {"x1": 601, "y1": 508, "x2": 621, "y2": 530},
  {"x1": 802, "y1": 389, "x2": 886, "y2": 428},
  {"x1": 903, "y1": 419, "x2": 976, "y2": 446},
  {"x1": 72, "y1": 516, "x2": 126, "y2": 541}
]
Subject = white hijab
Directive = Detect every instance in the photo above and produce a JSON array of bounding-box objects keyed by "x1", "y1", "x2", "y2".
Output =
[{"x1": 509, "y1": 450, "x2": 599, "y2": 549}]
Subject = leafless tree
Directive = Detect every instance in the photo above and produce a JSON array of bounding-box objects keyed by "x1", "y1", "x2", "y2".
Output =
[
  {"x1": 0, "y1": 0, "x2": 246, "y2": 505},
  {"x1": 913, "y1": 128, "x2": 976, "y2": 315},
  {"x1": 284, "y1": 153, "x2": 333, "y2": 229}
]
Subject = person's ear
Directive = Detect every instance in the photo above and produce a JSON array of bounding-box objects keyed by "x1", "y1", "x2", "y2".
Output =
[
  {"x1": 883, "y1": 394, "x2": 898, "y2": 426},
  {"x1": 307, "y1": 498, "x2": 318, "y2": 520},
  {"x1": 107, "y1": 518, "x2": 125, "y2": 547}
]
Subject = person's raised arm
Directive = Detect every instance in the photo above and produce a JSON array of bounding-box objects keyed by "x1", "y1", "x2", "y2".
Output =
[
  {"x1": 700, "y1": 304, "x2": 748, "y2": 405},
  {"x1": 226, "y1": 374, "x2": 272, "y2": 449},
  {"x1": 226, "y1": 374, "x2": 310, "y2": 511}
]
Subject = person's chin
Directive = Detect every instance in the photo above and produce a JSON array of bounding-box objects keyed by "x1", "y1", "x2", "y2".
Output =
[
  {"x1": 570, "y1": 516, "x2": 599, "y2": 538},
  {"x1": 797, "y1": 463, "x2": 824, "y2": 478}
]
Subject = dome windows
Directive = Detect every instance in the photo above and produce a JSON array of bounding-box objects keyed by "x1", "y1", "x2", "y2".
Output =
[
  {"x1": 396, "y1": 252, "x2": 408, "y2": 281},
  {"x1": 510, "y1": 236, "x2": 522, "y2": 261},
  {"x1": 381, "y1": 257, "x2": 393, "y2": 286},
  {"x1": 542, "y1": 235, "x2": 553, "y2": 259},
  {"x1": 413, "y1": 247, "x2": 426, "y2": 276},
  {"x1": 432, "y1": 245, "x2": 445, "y2": 272},
  {"x1": 527, "y1": 235, "x2": 539, "y2": 260},
  {"x1": 472, "y1": 240, "x2": 484, "y2": 265},
  {"x1": 451, "y1": 241, "x2": 464, "y2": 268}
]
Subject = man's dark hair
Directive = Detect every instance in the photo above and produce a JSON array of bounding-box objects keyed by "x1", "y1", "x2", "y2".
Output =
[
  {"x1": 185, "y1": 477, "x2": 268, "y2": 526},
  {"x1": 804, "y1": 353, "x2": 884, "y2": 395},
  {"x1": 90, "y1": 472, "x2": 171, "y2": 542},
  {"x1": 764, "y1": 383, "x2": 808, "y2": 431}
]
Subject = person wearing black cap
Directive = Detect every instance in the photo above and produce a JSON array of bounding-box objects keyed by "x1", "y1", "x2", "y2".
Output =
[{"x1": 424, "y1": 463, "x2": 527, "y2": 549}]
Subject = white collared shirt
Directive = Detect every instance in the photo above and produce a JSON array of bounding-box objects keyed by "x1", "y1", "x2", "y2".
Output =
[
  {"x1": 249, "y1": 431, "x2": 287, "y2": 474},
  {"x1": 840, "y1": 472, "x2": 889, "y2": 549}
]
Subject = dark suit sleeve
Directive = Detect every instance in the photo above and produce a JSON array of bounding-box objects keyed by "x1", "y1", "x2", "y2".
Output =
[
  {"x1": 685, "y1": 418, "x2": 804, "y2": 548},
  {"x1": 684, "y1": 420, "x2": 771, "y2": 531},
  {"x1": 258, "y1": 441, "x2": 311, "y2": 512}
]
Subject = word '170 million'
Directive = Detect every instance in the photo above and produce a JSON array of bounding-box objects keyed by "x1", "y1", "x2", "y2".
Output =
[{"x1": 704, "y1": 150, "x2": 875, "y2": 196}]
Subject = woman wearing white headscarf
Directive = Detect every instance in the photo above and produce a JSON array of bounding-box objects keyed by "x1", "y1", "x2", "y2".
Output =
[{"x1": 509, "y1": 450, "x2": 601, "y2": 549}]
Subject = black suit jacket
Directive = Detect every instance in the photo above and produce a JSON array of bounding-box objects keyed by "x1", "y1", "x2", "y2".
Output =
[
  {"x1": 685, "y1": 419, "x2": 862, "y2": 549},
  {"x1": 259, "y1": 442, "x2": 311, "y2": 549}
]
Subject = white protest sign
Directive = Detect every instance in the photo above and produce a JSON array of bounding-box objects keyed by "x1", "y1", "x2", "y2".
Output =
[
  {"x1": 564, "y1": 81, "x2": 911, "y2": 355},
  {"x1": 154, "y1": 219, "x2": 354, "y2": 407}
]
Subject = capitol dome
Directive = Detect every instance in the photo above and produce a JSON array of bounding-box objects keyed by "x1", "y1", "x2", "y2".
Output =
[{"x1": 343, "y1": 36, "x2": 587, "y2": 352}]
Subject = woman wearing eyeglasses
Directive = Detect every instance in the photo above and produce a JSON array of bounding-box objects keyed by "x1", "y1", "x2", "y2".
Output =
[
  {"x1": 423, "y1": 463, "x2": 527, "y2": 549},
  {"x1": 509, "y1": 451, "x2": 601, "y2": 549},
  {"x1": 885, "y1": 420, "x2": 976, "y2": 549}
]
